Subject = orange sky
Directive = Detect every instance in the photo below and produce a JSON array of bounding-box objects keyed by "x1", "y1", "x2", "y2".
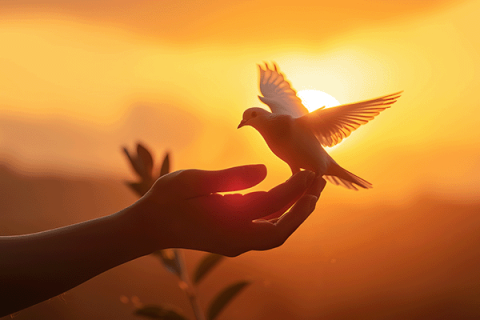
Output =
[
  {"x1": 0, "y1": 0, "x2": 479, "y2": 202},
  {"x1": 1, "y1": 2, "x2": 480, "y2": 319}
]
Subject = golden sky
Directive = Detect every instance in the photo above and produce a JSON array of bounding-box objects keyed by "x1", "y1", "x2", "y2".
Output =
[
  {"x1": 1, "y1": 3, "x2": 480, "y2": 318},
  {"x1": 0, "y1": 0, "x2": 479, "y2": 201}
]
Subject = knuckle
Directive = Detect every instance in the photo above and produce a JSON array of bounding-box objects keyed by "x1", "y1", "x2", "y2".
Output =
[
  {"x1": 227, "y1": 251, "x2": 241, "y2": 258},
  {"x1": 272, "y1": 234, "x2": 288, "y2": 248},
  {"x1": 172, "y1": 169, "x2": 189, "y2": 182},
  {"x1": 251, "y1": 233, "x2": 286, "y2": 251},
  {"x1": 161, "y1": 170, "x2": 190, "y2": 194},
  {"x1": 225, "y1": 248, "x2": 244, "y2": 257},
  {"x1": 219, "y1": 241, "x2": 248, "y2": 257}
]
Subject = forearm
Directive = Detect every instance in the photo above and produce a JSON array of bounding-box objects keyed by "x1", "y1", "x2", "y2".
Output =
[
  {"x1": 0, "y1": 201, "x2": 153, "y2": 316},
  {"x1": 0, "y1": 166, "x2": 322, "y2": 316}
]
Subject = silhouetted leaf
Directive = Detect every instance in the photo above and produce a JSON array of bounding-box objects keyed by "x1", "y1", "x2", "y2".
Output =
[
  {"x1": 207, "y1": 281, "x2": 250, "y2": 320},
  {"x1": 135, "y1": 305, "x2": 187, "y2": 320},
  {"x1": 123, "y1": 146, "x2": 142, "y2": 178},
  {"x1": 193, "y1": 253, "x2": 225, "y2": 285},
  {"x1": 126, "y1": 181, "x2": 150, "y2": 197},
  {"x1": 159, "y1": 152, "x2": 170, "y2": 177},
  {"x1": 137, "y1": 143, "x2": 154, "y2": 178},
  {"x1": 152, "y1": 249, "x2": 182, "y2": 276}
]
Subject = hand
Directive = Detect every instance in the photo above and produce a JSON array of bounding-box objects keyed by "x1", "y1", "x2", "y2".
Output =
[
  {"x1": 0, "y1": 164, "x2": 325, "y2": 315},
  {"x1": 135, "y1": 164, "x2": 326, "y2": 256}
]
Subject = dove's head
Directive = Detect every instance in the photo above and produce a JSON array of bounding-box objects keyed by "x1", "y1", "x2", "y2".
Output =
[{"x1": 237, "y1": 108, "x2": 270, "y2": 129}]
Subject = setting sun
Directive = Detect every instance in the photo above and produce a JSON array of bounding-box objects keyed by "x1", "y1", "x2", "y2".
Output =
[
  {"x1": 297, "y1": 90, "x2": 342, "y2": 150},
  {"x1": 297, "y1": 90, "x2": 340, "y2": 112},
  {"x1": 1, "y1": 1, "x2": 480, "y2": 319}
]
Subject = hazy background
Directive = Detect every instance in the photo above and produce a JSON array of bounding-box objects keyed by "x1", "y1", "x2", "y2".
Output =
[{"x1": 1, "y1": 1, "x2": 479, "y2": 319}]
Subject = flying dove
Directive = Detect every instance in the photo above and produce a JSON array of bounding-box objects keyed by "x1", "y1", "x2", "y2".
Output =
[{"x1": 238, "y1": 63, "x2": 402, "y2": 190}]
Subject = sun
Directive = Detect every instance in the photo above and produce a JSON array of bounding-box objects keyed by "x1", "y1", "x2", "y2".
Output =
[
  {"x1": 297, "y1": 89, "x2": 340, "y2": 112},
  {"x1": 297, "y1": 90, "x2": 342, "y2": 150}
]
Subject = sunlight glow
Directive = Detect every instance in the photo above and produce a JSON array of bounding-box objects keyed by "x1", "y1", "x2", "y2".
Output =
[
  {"x1": 297, "y1": 90, "x2": 342, "y2": 150},
  {"x1": 297, "y1": 90, "x2": 341, "y2": 112}
]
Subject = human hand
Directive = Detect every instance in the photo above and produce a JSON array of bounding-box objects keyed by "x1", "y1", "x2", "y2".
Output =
[{"x1": 134, "y1": 164, "x2": 326, "y2": 257}]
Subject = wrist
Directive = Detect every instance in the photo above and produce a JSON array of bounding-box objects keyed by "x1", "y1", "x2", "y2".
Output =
[{"x1": 116, "y1": 196, "x2": 172, "y2": 257}]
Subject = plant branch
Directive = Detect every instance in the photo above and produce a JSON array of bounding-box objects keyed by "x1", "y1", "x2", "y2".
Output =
[{"x1": 176, "y1": 250, "x2": 206, "y2": 320}]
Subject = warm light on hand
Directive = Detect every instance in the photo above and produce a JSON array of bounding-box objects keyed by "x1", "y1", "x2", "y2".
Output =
[{"x1": 138, "y1": 165, "x2": 325, "y2": 257}]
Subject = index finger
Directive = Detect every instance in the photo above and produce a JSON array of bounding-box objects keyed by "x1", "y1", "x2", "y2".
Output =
[{"x1": 155, "y1": 164, "x2": 267, "y2": 199}]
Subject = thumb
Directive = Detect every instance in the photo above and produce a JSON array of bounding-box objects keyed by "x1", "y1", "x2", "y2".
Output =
[{"x1": 158, "y1": 164, "x2": 267, "y2": 199}]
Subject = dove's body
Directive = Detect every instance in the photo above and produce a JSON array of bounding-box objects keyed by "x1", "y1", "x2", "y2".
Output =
[
  {"x1": 252, "y1": 112, "x2": 330, "y2": 175},
  {"x1": 238, "y1": 63, "x2": 402, "y2": 190}
]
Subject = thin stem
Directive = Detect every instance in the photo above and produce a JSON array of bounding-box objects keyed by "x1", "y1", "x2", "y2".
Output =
[{"x1": 175, "y1": 249, "x2": 206, "y2": 320}]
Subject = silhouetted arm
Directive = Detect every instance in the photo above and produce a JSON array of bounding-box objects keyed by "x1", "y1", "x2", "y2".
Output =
[
  {"x1": 0, "y1": 208, "x2": 146, "y2": 316},
  {"x1": 0, "y1": 164, "x2": 325, "y2": 316}
]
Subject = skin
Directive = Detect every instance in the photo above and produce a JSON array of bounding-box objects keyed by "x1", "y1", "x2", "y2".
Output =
[{"x1": 0, "y1": 164, "x2": 326, "y2": 317}]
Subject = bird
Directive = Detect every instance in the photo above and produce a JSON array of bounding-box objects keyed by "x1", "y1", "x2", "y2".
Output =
[{"x1": 237, "y1": 62, "x2": 402, "y2": 190}]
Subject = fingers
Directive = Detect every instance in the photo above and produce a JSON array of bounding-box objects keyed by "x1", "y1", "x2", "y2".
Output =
[
  {"x1": 158, "y1": 164, "x2": 267, "y2": 199},
  {"x1": 306, "y1": 175, "x2": 327, "y2": 198},
  {"x1": 246, "y1": 177, "x2": 326, "y2": 251},
  {"x1": 270, "y1": 177, "x2": 325, "y2": 237},
  {"x1": 275, "y1": 194, "x2": 318, "y2": 236},
  {"x1": 247, "y1": 194, "x2": 318, "y2": 250},
  {"x1": 260, "y1": 175, "x2": 325, "y2": 221},
  {"x1": 239, "y1": 170, "x2": 315, "y2": 220},
  {"x1": 250, "y1": 194, "x2": 318, "y2": 250}
]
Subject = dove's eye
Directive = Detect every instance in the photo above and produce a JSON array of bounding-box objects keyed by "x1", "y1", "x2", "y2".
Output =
[{"x1": 251, "y1": 111, "x2": 257, "y2": 118}]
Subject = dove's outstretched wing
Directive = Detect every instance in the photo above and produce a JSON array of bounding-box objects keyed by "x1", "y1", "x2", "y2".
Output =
[
  {"x1": 258, "y1": 63, "x2": 310, "y2": 118},
  {"x1": 299, "y1": 91, "x2": 402, "y2": 147}
]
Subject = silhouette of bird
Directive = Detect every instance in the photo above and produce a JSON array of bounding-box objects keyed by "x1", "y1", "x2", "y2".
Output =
[{"x1": 238, "y1": 62, "x2": 402, "y2": 190}]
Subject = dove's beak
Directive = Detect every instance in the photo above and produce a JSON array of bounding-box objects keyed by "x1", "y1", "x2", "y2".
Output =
[{"x1": 237, "y1": 120, "x2": 247, "y2": 129}]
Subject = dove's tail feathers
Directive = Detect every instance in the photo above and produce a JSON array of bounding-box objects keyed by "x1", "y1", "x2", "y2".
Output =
[{"x1": 324, "y1": 164, "x2": 372, "y2": 191}]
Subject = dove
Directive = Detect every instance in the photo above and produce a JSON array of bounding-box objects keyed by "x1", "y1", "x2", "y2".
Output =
[{"x1": 237, "y1": 63, "x2": 402, "y2": 190}]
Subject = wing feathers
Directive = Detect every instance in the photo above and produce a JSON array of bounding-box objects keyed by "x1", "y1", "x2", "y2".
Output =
[
  {"x1": 301, "y1": 91, "x2": 402, "y2": 147},
  {"x1": 258, "y1": 63, "x2": 309, "y2": 118},
  {"x1": 324, "y1": 163, "x2": 373, "y2": 190}
]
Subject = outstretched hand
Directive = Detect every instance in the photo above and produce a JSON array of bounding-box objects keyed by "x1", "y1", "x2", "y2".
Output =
[
  {"x1": 0, "y1": 164, "x2": 326, "y2": 316},
  {"x1": 136, "y1": 164, "x2": 326, "y2": 256}
]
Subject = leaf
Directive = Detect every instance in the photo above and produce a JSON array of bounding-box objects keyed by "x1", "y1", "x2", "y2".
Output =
[
  {"x1": 152, "y1": 249, "x2": 181, "y2": 276},
  {"x1": 123, "y1": 147, "x2": 141, "y2": 177},
  {"x1": 193, "y1": 253, "x2": 225, "y2": 285},
  {"x1": 136, "y1": 143, "x2": 154, "y2": 178},
  {"x1": 135, "y1": 305, "x2": 187, "y2": 320},
  {"x1": 159, "y1": 152, "x2": 170, "y2": 177},
  {"x1": 207, "y1": 281, "x2": 250, "y2": 320},
  {"x1": 126, "y1": 181, "x2": 150, "y2": 197}
]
